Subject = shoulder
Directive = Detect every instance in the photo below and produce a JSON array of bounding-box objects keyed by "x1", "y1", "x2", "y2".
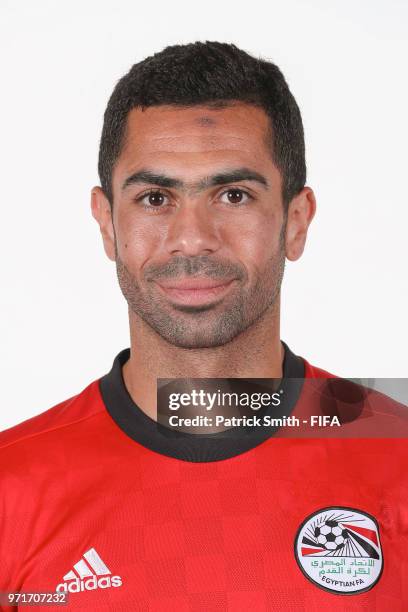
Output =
[
  {"x1": 303, "y1": 358, "x2": 337, "y2": 379},
  {"x1": 0, "y1": 378, "x2": 105, "y2": 462},
  {"x1": 302, "y1": 358, "x2": 408, "y2": 435}
]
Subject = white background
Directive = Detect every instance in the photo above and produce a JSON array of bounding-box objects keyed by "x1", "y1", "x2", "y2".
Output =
[{"x1": 1, "y1": 0, "x2": 407, "y2": 430}]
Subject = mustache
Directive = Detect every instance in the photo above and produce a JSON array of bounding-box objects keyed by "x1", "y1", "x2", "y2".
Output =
[{"x1": 143, "y1": 255, "x2": 246, "y2": 282}]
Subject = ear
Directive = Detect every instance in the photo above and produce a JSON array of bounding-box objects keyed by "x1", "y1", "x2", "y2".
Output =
[
  {"x1": 284, "y1": 187, "x2": 316, "y2": 261},
  {"x1": 91, "y1": 187, "x2": 116, "y2": 262}
]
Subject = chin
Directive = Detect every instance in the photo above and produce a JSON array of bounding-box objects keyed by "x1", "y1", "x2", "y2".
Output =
[
  {"x1": 154, "y1": 317, "x2": 247, "y2": 349},
  {"x1": 162, "y1": 335, "x2": 234, "y2": 350}
]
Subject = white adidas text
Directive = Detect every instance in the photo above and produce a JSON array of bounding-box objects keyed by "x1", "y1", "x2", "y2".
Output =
[{"x1": 56, "y1": 575, "x2": 122, "y2": 593}]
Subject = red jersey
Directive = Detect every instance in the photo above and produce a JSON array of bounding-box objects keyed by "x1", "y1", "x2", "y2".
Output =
[{"x1": 1, "y1": 344, "x2": 407, "y2": 611}]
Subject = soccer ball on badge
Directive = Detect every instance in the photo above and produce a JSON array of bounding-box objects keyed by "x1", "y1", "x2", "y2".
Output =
[{"x1": 314, "y1": 520, "x2": 349, "y2": 551}]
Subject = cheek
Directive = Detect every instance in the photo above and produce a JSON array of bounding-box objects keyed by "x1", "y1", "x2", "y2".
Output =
[
  {"x1": 115, "y1": 215, "x2": 162, "y2": 272},
  {"x1": 224, "y1": 212, "x2": 282, "y2": 276}
]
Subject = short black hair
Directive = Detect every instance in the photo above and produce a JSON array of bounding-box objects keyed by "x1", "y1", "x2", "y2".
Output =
[{"x1": 98, "y1": 41, "x2": 306, "y2": 209}]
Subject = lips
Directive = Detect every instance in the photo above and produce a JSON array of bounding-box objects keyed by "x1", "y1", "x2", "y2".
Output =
[
  {"x1": 155, "y1": 277, "x2": 236, "y2": 306},
  {"x1": 157, "y1": 277, "x2": 234, "y2": 290}
]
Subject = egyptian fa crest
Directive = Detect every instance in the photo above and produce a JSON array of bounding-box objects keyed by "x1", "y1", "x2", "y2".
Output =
[{"x1": 294, "y1": 506, "x2": 383, "y2": 595}]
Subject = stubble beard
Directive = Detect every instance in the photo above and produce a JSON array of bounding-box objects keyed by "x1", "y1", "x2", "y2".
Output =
[{"x1": 115, "y1": 242, "x2": 286, "y2": 349}]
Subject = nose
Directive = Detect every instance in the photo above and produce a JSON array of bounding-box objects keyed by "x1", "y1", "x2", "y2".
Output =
[{"x1": 164, "y1": 201, "x2": 221, "y2": 257}]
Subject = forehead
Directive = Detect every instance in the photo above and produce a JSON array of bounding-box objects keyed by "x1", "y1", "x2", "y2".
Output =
[{"x1": 117, "y1": 103, "x2": 273, "y2": 172}]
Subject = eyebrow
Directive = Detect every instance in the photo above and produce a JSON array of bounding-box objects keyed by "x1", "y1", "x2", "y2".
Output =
[{"x1": 121, "y1": 167, "x2": 269, "y2": 192}]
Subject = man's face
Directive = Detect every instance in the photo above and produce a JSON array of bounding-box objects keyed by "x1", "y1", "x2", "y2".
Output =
[{"x1": 96, "y1": 103, "x2": 295, "y2": 348}]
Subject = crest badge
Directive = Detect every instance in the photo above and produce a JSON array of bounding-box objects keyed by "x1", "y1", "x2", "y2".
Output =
[{"x1": 294, "y1": 506, "x2": 383, "y2": 594}]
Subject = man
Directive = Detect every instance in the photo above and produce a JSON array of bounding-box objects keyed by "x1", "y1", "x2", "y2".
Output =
[{"x1": 1, "y1": 42, "x2": 407, "y2": 610}]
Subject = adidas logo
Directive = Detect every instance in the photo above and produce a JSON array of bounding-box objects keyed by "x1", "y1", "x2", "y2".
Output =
[{"x1": 56, "y1": 547, "x2": 123, "y2": 593}]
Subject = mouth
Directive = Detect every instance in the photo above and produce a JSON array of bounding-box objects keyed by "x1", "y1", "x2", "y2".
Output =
[{"x1": 155, "y1": 277, "x2": 237, "y2": 307}]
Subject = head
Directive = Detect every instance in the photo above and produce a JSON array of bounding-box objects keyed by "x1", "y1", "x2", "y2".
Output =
[{"x1": 92, "y1": 41, "x2": 315, "y2": 348}]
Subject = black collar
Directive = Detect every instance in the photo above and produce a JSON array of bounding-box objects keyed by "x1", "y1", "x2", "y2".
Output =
[{"x1": 99, "y1": 342, "x2": 305, "y2": 463}]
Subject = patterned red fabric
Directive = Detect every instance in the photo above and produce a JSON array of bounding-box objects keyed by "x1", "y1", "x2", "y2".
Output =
[{"x1": 1, "y1": 359, "x2": 407, "y2": 611}]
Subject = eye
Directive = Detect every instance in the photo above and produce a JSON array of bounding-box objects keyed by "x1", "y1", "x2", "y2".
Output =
[
  {"x1": 137, "y1": 190, "x2": 169, "y2": 210},
  {"x1": 219, "y1": 188, "x2": 252, "y2": 205}
]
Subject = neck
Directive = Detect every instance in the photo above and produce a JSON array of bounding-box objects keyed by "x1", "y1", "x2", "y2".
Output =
[{"x1": 122, "y1": 303, "x2": 283, "y2": 421}]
